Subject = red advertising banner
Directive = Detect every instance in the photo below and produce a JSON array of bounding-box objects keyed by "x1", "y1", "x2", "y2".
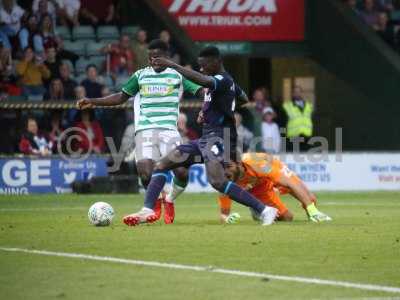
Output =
[{"x1": 161, "y1": 0, "x2": 305, "y2": 41}]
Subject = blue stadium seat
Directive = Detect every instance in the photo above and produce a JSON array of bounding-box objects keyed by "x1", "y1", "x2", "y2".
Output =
[
  {"x1": 75, "y1": 58, "x2": 92, "y2": 75},
  {"x1": 56, "y1": 26, "x2": 72, "y2": 40},
  {"x1": 86, "y1": 41, "x2": 107, "y2": 56},
  {"x1": 89, "y1": 56, "x2": 105, "y2": 71},
  {"x1": 63, "y1": 40, "x2": 87, "y2": 56},
  {"x1": 73, "y1": 26, "x2": 96, "y2": 40},
  {"x1": 97, "y1": 26, "x2": 119, "y2": 40},
  {"x1": 121, "y1": 26, "x2": 139, "y2": 37}
]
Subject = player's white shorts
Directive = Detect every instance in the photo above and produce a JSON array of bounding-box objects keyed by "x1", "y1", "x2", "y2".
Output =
[{"x1": 134, "y1": 129, "x2": 182, "y2": 162}]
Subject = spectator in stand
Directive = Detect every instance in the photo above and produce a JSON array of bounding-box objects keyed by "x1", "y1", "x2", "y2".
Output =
[
  {"x1": 16, "y1": 47, "x2": 51, "y2": 98},
  {"x1": 159, "y1": 29, "x2": 180, "y2": 63},
  {"x1": 235, "y1": 112, "x2": 253, "y2": 153},
  {"x1": 32, "y1": 0, "x2": 58, "y2": 24},
  {"x1": 0, "y1": 0, "x2": 26, "y2": 49},
  {"x1": 48, "y1": 110, "x2": 65, "y2": 153},
  {"x1": 0, "y1": 43, "x2": 12, "y2": 79},
  {"x1": 19, "y1": 117, "x2": 52, "y2": 156},
  {"x1": 81, "y1": 64, "x2": 103, "y2": 98},
  {"x1": 177, "y1": 112, "x2": 198, "y2": 142},
  {"x1": 250, "y1": 87, "x2": 269, "y2": 114},
  {"x1": 59, "y1": 62, "x2": 77, "y2": 100},
  {"x1": 44, "y1": 46, "x2": 61, "y2": 82},
  {"x1": 261, "y1": 107, "x2": 281, "y2": 154},
  {"x1": 283, "y1": 85, "x2": 314, "y2": 152},
  {"x1": 66, "y1": 84, "x2": 85, "y2": 125},
  {"x1": 39, "y1": 14, "x2": 58, "y2": 51},
  {"x1": 375, "y1": 12, "x2": 396, "y2": 47},
  {"x1": 360, "y1": 0, "x2": 380, "y2": 27},
  {"x1": 18, "y1": 14, "x2": 42, "y2": 53},
  {"x1": 131, "y1": 29, "x2": 148, "y2": 70},
  {"x1": 75, "y1": 110, "x2": 104, "y2": 154},
  {"x1": 58, "y1": 0, "x2": 80, "y2": 27},
  {"x1": 101, "y1": 34, "x2": 135, "y2": 78},
  {"x1": 44, "y1": 78, "x2": 64, "y2": 100},
  {"x1": 79, "y1": 0, "x2": 115, "y2": 26}
]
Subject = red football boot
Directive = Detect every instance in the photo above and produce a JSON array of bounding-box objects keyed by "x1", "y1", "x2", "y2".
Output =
[{"x1": 163, "y1": 200, "x2": 175, "y2": 224}]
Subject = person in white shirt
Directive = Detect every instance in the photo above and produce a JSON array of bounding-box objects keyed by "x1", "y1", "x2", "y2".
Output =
[
  {"x1": 261, "y1": 107, "x2": 281, "y2": 154},
  {"x1": 0, "y1": 0, "x2": 25, "y2": 48},
  {"x1": 235, "y1": 112, "x2": 253, "y2": 153},
  {"x1": 58, "y1": 0, "x2": 80, "y2": 27}
]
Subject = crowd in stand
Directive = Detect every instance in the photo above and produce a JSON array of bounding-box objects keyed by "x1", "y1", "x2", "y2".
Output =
[
  {"x1": 0, "y1": 0, "x2": 196, "y2": 156},
  {"x1": 345, "y1": 0, "x2": 400, "y2": 49}
]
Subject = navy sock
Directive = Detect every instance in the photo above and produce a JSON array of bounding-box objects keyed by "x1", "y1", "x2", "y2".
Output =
[
  {"x1": 223, "y1": 181, "x2": 265, "y2": 214},
  {"x1": 144, "y1": 171, "x2": 168, "y2": 209}
]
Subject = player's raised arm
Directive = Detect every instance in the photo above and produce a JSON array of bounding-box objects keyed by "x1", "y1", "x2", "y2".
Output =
[
  {"x1": 76, "y1": 69, "x2": 140, "y2": 109},
  {"x1": 152, "y1": 58, "x2": 215, "y2": 89},
  {"x1": 76, "y1": 92, "x2": 130, "y2": 109}
]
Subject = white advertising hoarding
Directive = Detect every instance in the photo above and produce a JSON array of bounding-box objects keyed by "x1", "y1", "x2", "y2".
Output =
[{"x1": 184, "y1": 153, "x2": 400, "y2": 192}]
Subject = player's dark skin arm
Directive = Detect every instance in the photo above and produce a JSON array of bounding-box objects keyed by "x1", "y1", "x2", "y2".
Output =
[
  {"x1": 153, "y1": 58, "x2": 215, "y2": 89},
  {"x1": 76, "y1": 92, "x2": 130, "y2": 109}
]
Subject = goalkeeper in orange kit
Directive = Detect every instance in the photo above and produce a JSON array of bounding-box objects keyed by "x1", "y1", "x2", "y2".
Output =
[{"x1": 218, "y1": 153, "x2": 332, "y2": 224}]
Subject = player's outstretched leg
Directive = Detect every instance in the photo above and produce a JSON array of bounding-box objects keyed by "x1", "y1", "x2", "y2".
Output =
[
  {"x1": 205, "y1": 160, "x2": 278, "y2": 226},
  {"x1": 135, "y1": 159, "x2": 163, "y2": 220},
  {"x1": 123, "y1": 149, "x2": 191, "y2": 226},
  {"x1": 164, "y1": 167, "x2": 189, "y2": 224}
]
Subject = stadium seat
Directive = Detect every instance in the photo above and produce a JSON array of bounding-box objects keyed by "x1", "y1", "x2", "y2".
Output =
[
  {"x1": 391, "y1": 10, "x2": 400, "y2": 21},
  {"x1": 73, "y1": 26, "x2": 96, "y2": 40},
  {"x1": 75, "y1": 73, "x2": 86, "y2": 84},
  {"x1": 89, "y1": 56, "x2": 106, "y2": 71},
  {"x1": 63, "y1": 40, "x2": 87, "y2": 56},
  {"x1": 97, "y1": 26, "x2": 120, "y2": 40},
  {"x1": 86, "y1": 41, "x2": 107, "y2": 56},
  {"x1": 121, "y1": 26, "x2": 139, "y2": 37},
  {"x1": 102, "y1": 39, "x2": 119, "y2": 46},
  {"x1": 103, "y1": 75, "x2": 114, "y2": 89},
  {"x1": 56, "y1": 26, "x2": 72, "y2": 40}
]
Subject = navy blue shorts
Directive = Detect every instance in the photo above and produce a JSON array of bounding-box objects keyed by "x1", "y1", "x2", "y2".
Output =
[{"x1": 177, "y1": 127, "x2": 238, "y2": 163}]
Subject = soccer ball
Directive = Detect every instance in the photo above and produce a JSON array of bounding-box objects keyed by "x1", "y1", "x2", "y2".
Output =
[{"x1": 88, "y1": 202, "x2": 114, "y2": 226}]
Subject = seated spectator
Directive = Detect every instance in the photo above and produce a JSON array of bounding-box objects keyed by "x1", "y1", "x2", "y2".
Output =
[
  {"x1": 66, "y1": 85, "x2": 85, "y2": 125},
  {"x1": 261, "y1": 107, "x2": 281, "y2": 154},
  {"x1": 19, "y1": 117, "x2": 52, "y2": 156},
  {"x1": 159, "y1": 30, "x2": 180, "y2": 63},
  {"x1": 79, "y1": 0, "x2": 115, "y2": 25},
  {"x1": 58, "y1": 0, "x2": 80, "y2": 27},
  {"x1": 0, "y1": 0, "x2": 25, "y2": 50},
  {"x1": 235, "y1": 112, "x2": 253, "y2": 152},
  {"x1": 16, "y1": 47, "x2": 51, "y2": 98},
  {"x1": 251, "y1": 87, "x2": 270, "y2": 114},
  {"x1": 360, "y1": 0, "x2": 380, "y2": 27},
  {"x1": 177, "y1": 112, "x2": 198, "y2": 141},
  {"x1": 0, "y1": 45, "x2": 12, "y2": 79},
  {"x1": 102, "y1": 34, "x2": 135, "y2": 78},
  {"x1": 32, "y1": 0, "x2": 58, "y2": 24},
  {"x1": 39, "y1": 14, "x2": 58, "y2": 51},
  {"x1": 44, "y1": 46, "x2": 61, "y2": 81},
  {"x1": 56, "y1": 39, "x2": 79, "y2": 66},
  {"x1": 59, "y1": 62, "x2": 77, "y2": 100},
  {"x1": 81, "y1": 64, "x2": 103, "y2": 98},
  {"x1": 48, "y1": 110, "x2": 65, "y2": 153},
  {"x1": 18, "y1": 14, "x2": 43, "y2": 53},
  {"x1": 131, "y1": 29, "x2": 148, "y2": 69},
  {"x1": 44, "y1": 78, "x2": 64, "y2": 100},
  {"x1": 75, "y1": 110, "x2": 104, "y2": 154},
  {"x1": 375, "y1": 12, "x2": 396, "y2": 47}
]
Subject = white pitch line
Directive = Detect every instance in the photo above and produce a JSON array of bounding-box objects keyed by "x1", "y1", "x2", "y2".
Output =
[{"x1": 1, "y1": 247, "x2": 400, "y2": 294}]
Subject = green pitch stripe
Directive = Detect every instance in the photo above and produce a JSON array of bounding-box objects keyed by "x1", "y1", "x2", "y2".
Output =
[{"x1": 141, "y1": 102, "x2": 179, "y2": 108}]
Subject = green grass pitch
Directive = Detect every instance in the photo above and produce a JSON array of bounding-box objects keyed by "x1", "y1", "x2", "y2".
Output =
[{"x1": 0, "y1": 192, "x2": 400, "y2": 300}]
